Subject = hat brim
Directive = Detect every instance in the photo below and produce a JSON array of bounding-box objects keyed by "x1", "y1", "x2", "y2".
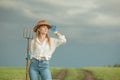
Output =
[{"x1": 33, "y1": 24, "x2": 51, "y2": 32}]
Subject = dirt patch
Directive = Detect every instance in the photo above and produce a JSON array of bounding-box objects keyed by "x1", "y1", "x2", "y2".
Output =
[
  {"x1": 83, "y1": 71, "x2": 95, "y2": 80},
  {"x1": 53, "y1": 69, "x2": 67, "y2": 80}
]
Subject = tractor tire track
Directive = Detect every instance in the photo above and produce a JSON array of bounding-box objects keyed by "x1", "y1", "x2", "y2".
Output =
[
  {"x1": 53, "y1": 69, "x2": 67, "y2": 80},
  {"x1": 83, "y1": 70, "x2": 95, "y2": 80}
]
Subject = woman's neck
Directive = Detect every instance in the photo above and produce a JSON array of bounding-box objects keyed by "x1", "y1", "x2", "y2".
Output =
[{"x1": 38, "y1": 33, "x2": 46, "y2": 43}]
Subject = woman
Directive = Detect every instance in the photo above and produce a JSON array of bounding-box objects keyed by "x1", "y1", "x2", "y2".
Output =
[{"x1": 29, "y1": 20, "x2": 66, "y2": 80}]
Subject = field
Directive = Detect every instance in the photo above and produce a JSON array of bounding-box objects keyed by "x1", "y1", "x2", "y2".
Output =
[
  {"x1": 0, "y1": 67, "x2": 120, "y2": 80},
  {"x1": 0, "y1": 67, "x2": 62, "y2": 80},
  {"x1": 82, "y1": 67, "x2": 120, "y2": 80}
]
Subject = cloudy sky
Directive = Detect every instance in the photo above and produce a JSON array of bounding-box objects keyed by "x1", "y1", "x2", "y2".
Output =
[{"x1": 0, "y1": 0, "x2": 120, "y2": 68}]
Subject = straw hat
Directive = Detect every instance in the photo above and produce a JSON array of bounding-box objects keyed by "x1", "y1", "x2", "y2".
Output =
[{"x1": 33, "y1": 20, "x2": 51, "y2": 32}]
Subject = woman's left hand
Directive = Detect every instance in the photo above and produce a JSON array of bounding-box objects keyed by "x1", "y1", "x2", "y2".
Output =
[{"x1": 50, "y1": 25, "x2": 58, "y2": 34}]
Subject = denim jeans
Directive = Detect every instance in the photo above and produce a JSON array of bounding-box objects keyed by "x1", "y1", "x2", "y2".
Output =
[{"x1": 29, "y1": 58, "x2": 52, "y2": 80}]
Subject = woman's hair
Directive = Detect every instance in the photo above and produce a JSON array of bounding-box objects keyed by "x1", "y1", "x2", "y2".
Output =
[{"x1": 33, "y1": 29, "x2": 51, "y2": 52}]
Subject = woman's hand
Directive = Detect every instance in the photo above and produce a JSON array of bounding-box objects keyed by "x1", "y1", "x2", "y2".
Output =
[
  {"x1": 51, "y1": 25, "x2": 58, "y2": 34},
  {"x1": 26, "y1": 54, "x2": 32, "y2": 60}
]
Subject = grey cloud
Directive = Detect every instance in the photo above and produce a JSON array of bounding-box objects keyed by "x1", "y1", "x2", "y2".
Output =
[
  {"x1": 0, "y1": 0, "x2": 120, "y2": 44},
  {"x1": 96, "y1": 0, "x2": 120, "y2": 16}
]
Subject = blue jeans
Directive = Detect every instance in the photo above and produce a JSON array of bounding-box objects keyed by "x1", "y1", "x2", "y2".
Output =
[{"x1": 29, "y1": 58, "x2": 52, "y2": 80}]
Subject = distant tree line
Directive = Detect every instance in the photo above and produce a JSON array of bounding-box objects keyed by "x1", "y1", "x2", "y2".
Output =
[
  {"x1": 104, "y1": 64, "x2": 120, "y2": 67},
  {"x1": 107, "y1": 64, "x2": 120, "y2": 67},
  {"x1": 113, "y1": 64, "x2": 120, "y2": 67}
]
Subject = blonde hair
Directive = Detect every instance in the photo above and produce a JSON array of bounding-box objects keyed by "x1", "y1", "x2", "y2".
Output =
[{"x1": 33, "y1": 30, "x2": 51, "y2": 52}]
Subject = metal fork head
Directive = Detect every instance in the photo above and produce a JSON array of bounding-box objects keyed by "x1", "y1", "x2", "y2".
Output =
[{"x1": 23, "y1": 27, "x2": 34, "y2": 39}]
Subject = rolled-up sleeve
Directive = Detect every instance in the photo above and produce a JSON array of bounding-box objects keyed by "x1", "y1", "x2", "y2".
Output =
[{"x1": 54, "y1": 34, "x2": 67, "y2": 47}]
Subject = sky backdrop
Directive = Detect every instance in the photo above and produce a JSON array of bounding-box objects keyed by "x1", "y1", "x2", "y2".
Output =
[{"x1": 0, "y1": 0, "x2": 120, "y2": 68}]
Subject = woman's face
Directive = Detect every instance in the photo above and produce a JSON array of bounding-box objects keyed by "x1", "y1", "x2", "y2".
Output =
[{"x1": 38, "y1": 25, "x2": 48, "y2": 34}]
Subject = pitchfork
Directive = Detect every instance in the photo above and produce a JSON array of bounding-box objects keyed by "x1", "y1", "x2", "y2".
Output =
[{"x1": 23, "y1": 27, "x2": 33, "y2": 80}]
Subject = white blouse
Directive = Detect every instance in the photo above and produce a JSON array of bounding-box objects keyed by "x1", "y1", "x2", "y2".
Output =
[{"x1": 31, "y1": 34, "x2": 66, "y2": 60}]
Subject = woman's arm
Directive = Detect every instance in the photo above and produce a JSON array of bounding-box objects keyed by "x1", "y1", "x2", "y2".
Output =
[
  {"x1": 54, "y1": 32, "x2": 67, "y2": 43},
  {"x1": 50, "y1": 25, "x2": 67, "y2": 47}
]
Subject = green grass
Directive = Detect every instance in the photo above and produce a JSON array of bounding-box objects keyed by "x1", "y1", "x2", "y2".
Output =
[
  {"x1": 0, "y1": 67, "x2": 26, "y2": 80},
  {"x1": 64, "y1": 68, "x2": 84, "y2": 80},
  {"x1": 0, "y1": 67, "x2": 63, "y2": 80},
  {"x1": 50, "y1": 67, "x2": 63, "y2": 78},
  {"x1": 82, "y1": 67, "x2": 120, "y2": 80},
  {"x1": 0, "y1": 67, "x2": 120, "y2": 80}
]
